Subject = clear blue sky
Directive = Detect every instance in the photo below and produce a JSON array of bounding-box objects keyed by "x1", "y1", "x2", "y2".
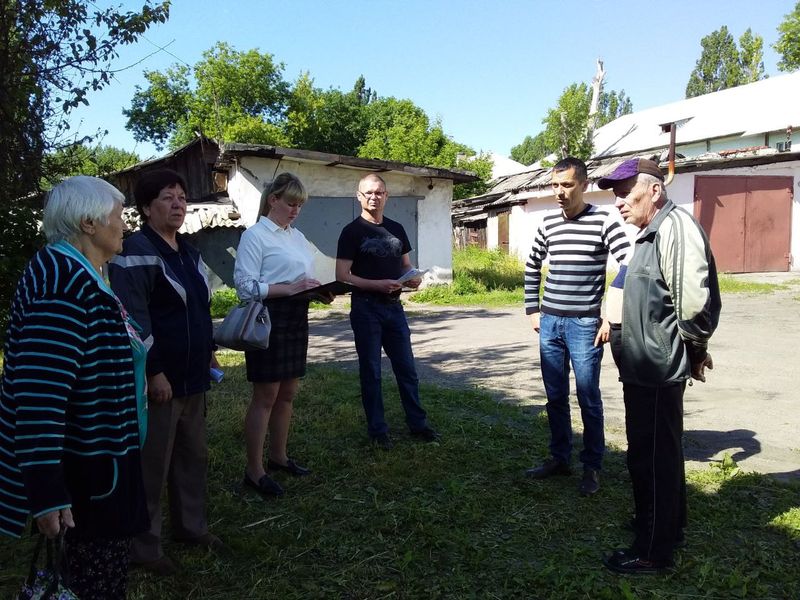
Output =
[{"x1": 67, "y1": 0, "x2": 795, "y2": 161}]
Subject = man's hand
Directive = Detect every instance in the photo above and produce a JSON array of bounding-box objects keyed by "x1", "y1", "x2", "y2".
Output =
[
  {"x1": 403, "y1": 276, "x2": 422, "y2": 290},
  {"x1": 594, "y1": 319, "x2": 610, "y2": 347},
  {"x1": 529, "y1": 313, "x2": 541, "y2": 333},
  {"x1": 210, "y1": 353, "x2": 220, "y2": 370},
  {"x1": 36, "y1": 508, "x2": 74, "y2": 539},
  {"x1": 148, "y1": 372, "x2": 173, "y2": 403},
  {"x1": 371, "y1": 279, "x2": 403, "y2": 294},
  {"x1": 691, "y1": 353, "x2": 714, "y2": 382}
]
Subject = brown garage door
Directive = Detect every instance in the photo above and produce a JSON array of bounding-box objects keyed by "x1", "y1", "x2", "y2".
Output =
[{"x1": 694, "y1": 175, "x2": 793, "y2": 273}]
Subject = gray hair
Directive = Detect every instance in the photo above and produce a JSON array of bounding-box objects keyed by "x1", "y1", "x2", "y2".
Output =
[
  {"x1": 42, "y1": 176, "x2": 125, "y2": 243},
  {"x1": 637, "y1": 173, "x2": 668, "y2": 200}
]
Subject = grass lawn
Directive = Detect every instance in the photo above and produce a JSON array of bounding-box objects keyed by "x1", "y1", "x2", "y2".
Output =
[
  {"x1": 210, "y1": 248, "x2": 795, "y2": 313},
  {"x1": 406, "y1": 248, "x2": 793, "y2": 307},
  {"x1": 2, "y1": 355, "x2": 797, "y2": 599}
]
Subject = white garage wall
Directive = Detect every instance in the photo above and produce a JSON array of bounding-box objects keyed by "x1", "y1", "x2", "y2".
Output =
[{"x1": 226, "y1": 156, "x2": 455, "y2": 284}]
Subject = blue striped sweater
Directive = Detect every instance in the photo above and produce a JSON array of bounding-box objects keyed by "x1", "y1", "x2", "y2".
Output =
[{"x1": 0, "y1": 245, "x2": 147, "y2": 538}]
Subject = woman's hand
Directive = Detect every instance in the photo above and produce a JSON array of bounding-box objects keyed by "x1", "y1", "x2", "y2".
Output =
[
  {"x1": 147, "y1": 372, "x2": 173, "y2": 403},
  {"x1": 285, "y1": 278, "x2": 321, "y2": 296},
  {"x1": 36, "y1": 508, "x2": 74, "y2": 539}
]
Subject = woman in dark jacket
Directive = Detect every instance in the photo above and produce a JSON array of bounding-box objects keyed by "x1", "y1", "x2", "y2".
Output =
[
  {"x1": 109, "y1": 169, "x2": 222, "y2": 576},
  {"x1": 0, "y1": 176, "x2": 148, "y2": 599}
]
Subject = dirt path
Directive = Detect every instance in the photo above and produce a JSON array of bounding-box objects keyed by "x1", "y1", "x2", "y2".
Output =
[{"x1": 308, "y1": 283, "x2": 800, "y2": 479}]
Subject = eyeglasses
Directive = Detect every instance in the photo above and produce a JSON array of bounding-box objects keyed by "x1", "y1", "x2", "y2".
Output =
[{"x1": 358, "y1": 190, "x2": 386, "y2": 199}]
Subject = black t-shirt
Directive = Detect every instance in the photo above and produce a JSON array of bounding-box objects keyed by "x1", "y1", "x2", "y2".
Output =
[{"x1": 336, "y1": 216, "x2": 412, "y2": 281}]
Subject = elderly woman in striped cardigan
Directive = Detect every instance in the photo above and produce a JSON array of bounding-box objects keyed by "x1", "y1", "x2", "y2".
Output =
[{"x1": 0, "y1": 176, "x2": 148, "y2": 599}]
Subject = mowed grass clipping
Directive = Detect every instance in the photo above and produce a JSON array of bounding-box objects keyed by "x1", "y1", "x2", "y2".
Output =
[{"x1": 2, "y1": 354, "x2": 797, "y2": 599}]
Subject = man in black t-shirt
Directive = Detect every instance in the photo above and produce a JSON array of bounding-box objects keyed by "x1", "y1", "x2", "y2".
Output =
[{"x1": 335, "y1": 174, "x2": 440, "y2": 449}]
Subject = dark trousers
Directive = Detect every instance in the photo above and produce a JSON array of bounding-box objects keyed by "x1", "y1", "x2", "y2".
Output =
[
  {"x1": 349, "y1": 295, "x2": 428, "y2": 437},
  {"x1": 624, "y1": 382, "x2": 687, "y2": 563}
]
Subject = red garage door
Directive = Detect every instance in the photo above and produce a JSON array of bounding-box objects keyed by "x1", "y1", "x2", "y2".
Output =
[{"x1": 694, "y1": 175, "x2": 793, "y2": 273}]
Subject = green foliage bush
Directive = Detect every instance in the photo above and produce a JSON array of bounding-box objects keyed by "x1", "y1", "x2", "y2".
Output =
[
  {"x1": 410, "y1": 247, "x2": 524, "y2": 305},
  {"x1": 210, "y1": 287, "x2": 240, "y2": 318}
]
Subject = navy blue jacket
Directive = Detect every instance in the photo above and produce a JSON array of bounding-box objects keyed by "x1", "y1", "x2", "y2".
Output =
[{"x1": 109, "y1": 224, "x2": 213, "y2": 397}]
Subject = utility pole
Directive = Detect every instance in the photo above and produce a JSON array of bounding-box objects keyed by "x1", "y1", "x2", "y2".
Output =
[{"x1": 588, "y1": 58, "x2": 605, "y2": 137}]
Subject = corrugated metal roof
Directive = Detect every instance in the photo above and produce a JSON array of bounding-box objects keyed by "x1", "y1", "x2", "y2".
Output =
[
  {"x1": 593, "y1": 71, "x2": 800, "y2": 158},
  {"x1": 123, "y1": 202, "x2": 244, "y2": 234}
]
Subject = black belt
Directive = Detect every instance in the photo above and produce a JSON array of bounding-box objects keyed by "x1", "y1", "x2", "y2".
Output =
[{"x1": 352, "y1": 292, "x2": 401, "y2": 304}]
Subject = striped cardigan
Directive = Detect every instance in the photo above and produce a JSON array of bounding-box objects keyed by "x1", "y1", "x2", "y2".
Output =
[
  {"x1": 0, "y1": 245, "x2": 147, "y2": 538},
  {"x1": 524, "y1": 204, "x2": 630, "y2": 317}
]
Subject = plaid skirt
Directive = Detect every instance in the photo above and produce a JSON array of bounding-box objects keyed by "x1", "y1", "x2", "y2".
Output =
[{"x1": 245, "y1": 297, "x2": 310, "y2": 382}]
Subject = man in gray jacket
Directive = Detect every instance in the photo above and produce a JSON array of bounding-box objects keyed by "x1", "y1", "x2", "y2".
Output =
[{"x1": 597, "y1": 158, "x2": 721, "y2": 574}]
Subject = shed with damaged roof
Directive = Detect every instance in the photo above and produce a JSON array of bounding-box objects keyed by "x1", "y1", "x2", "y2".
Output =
[
  {"x1": 456, "y1": 70, "x2": 800, "y2": 273},
  {"x1": 107, "y1": 137, "x2": 477, "y2": 289}
]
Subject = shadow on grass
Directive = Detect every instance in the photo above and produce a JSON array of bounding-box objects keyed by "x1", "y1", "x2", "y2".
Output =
[
  {"x1": 2, "y1": 363, "x2": 796, "y2": 599},
  {"x1": 684, "y1": 428, "x2": 761, "y2": 464}
]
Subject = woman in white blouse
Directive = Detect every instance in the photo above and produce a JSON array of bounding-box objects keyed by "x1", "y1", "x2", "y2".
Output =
[{"x1": 233, "y1": 173, "x2": 327, "y2": 498}]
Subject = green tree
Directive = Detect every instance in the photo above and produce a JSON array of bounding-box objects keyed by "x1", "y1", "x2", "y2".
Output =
[
  {"x1": 42, "y1": 144, "x2": 141, "y2": 187},
  {"x1": 0, "y1": 0, "x2": 169, "y2": 338},
  {"x1": 359, "y1": 98, "x2": 447, "y2": 165},
  {"x1": 775, "y1": 1, "x2": 800, "y2": 72},
  {"x1": 285, "y1": 74, "x2": 374, "y2": 155},
  {"x1": 452, "y1": 152, "x2": 493, "y2": 200},
  {"x1": 122, "y1": 44, "x2": 491, "y2": 200},
  {"x1": 124, "y1": 42, "x2": 290, "y2": 150},
  {"x1": 597, "y1": 90, "x2": 633, "y2": 127},
  {"x1": 685, "y1": 26, "x2": 766, "y2": 97},
  {"x1": 511, "y1": 85, "x2": 633, "y2": 164},
  {"x1": 739, "y1": 28, "x2": 766, "y2": 83},
  {"x1": 510, "y1": 132, "x2": 551, "y2": 166}
]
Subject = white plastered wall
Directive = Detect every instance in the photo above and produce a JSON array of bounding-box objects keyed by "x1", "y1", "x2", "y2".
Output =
[
  {"x1": 507, "y1": 190, "x2": 634, "y2": 270},
  {"x1": 226, "y1": 156, "x2": 455, "y2": 284}
]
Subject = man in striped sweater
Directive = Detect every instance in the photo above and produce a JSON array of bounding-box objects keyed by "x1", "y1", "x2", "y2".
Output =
[{"x1": 524, "y1": 156, "x2": 630, "y2": 496}]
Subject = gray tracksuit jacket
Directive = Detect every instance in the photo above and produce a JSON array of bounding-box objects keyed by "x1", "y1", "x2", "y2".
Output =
[{"x1": 620, "y1": 199, "x2": 722, "y2": 387}]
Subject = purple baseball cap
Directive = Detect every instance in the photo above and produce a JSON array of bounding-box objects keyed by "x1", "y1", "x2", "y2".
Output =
[{"x1": 596, "y1": 158, "x2": 664, "y2": 189}]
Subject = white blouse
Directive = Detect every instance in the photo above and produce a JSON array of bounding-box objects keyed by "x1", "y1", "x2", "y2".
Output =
[{"x1": 233, "y1": 216, "x2": 315, "y2": 301}]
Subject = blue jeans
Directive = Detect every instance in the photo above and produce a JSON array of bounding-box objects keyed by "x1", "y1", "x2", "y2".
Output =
[
  {"x1": 350, "y1": 295, "x2": 428, "y2": 437},
  {"x1": 539, "y1": 313, "x2": 604, "y2": 470}
]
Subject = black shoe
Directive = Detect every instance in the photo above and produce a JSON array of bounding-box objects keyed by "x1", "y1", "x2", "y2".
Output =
[
  {"x1": 372, "y1": 433, "x2": 394, "y2": 450},
  {"x1": 410, "y1": 426, "x2": 441, "y2": 442},
  {"x1": 579, "y1": 468, "x2": 600, "y2": 496},
  {"x1": 267, "y1": 458, "x2": 310, "y2": 477},
  {"x1": 243, "y1": 471, "x2": 284, "y2": 497},
  {"x1": 525, "y1": 457, "x2": 572, "y2": 479},
  {"x1": 602, "y1": 548, "x2": 673, "y2": 575}
]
